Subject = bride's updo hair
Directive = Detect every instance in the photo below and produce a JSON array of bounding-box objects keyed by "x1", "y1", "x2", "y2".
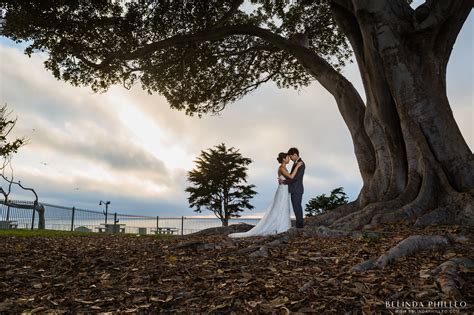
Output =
[{"x1": 277, "y1": 152, "x2": 287, "y2": 163}]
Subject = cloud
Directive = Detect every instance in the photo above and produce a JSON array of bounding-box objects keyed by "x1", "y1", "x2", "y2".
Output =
[{"x1": 18, "y1": 114, "x2": 169, "y2": 180}]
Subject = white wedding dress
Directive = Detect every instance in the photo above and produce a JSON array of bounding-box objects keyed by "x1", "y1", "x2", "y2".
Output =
[{"x1": 229, "y1": 175, "x2": 291, "y2": 238}]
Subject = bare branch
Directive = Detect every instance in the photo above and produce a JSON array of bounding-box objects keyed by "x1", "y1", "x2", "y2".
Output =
[
  {"x1": 0, "y1": 173, "x2": 38, "y2": 202},
  {"x1": 0, "y1": 187, "x2": 7, "y2": 200},
  {"x1": 1, "y1": 157, "x2": 9, "y2": 172},
  {"x1": 70, "y1": 24, "x2": 298, "y2": 70},
  {"x1": 72, "y1": 23, "x2": 353, "y2": 99}
]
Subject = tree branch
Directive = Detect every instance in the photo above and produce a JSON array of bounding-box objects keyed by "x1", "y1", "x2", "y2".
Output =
[
  {"x1": 330, "y1": 2, "x2": 364, "y2": 65},
  {"x1": 66, "y1": 22, "x2": 364, "y2": 110},
  {"x1": 73, "y1": 24, "x2": 289, "y2": 69},
  {"x1": 75, "y1": 23, "x2": 353, "y2": 98},
  {"x1": 3, "y1": 118, "x2": 17, "y2": 137},
  {"x1": 433, "y1": 0, "x2": 472, "y2": 67},
  {"x1": 0, "y1": 173, "x2": 38, "y2": 202},
  {"x1": 412, "y1": 0, "x2": 466, "y2": 32}
]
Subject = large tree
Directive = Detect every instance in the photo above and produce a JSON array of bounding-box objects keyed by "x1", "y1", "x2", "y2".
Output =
[
  {"x1": 186, "y1": 143, "x2": 257, "y2": 226},
  {"x1": 1, "y1": 0, "x2": 472, "y2": 230}
]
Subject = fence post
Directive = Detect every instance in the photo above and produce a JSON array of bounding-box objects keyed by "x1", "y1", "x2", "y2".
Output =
[
  {"x1": 71, "y1": 206, "x2": 75, "y2": 231},
  {"x1": 181, "y1": 216, "x2": 184, "y2": 235},
  {"x1": 6, "y1": 205, "x2": 10, "y2": 221},
  {"x1": 156, "y1": 216, "x2": 159, "y2": 230},
  {"x1": 31, "y1": 208, "x2": 36, "y2": 230},
  {"x1": 114, "y1": 212, "x2": 117, "y2": 234}
]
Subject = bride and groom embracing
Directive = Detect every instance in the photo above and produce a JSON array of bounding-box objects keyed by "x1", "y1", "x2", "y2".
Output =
[{"x1": 229, "y1": 147, "x2": 305, "y2": 238}]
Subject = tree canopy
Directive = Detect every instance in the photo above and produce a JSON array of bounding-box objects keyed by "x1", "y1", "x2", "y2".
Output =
[{"x1": 0, "y1": 0, "x2": 350, "y2": 115}]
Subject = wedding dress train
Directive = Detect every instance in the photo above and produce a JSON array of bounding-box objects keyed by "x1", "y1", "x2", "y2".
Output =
[{"x1": 229, "y1": 175, "x2": 291, "y2": 238}]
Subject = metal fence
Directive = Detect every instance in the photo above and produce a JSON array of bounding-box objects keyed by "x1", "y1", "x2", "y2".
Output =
[{"x1": 0, "y1": 200, "x2": 260, "y2": 235}]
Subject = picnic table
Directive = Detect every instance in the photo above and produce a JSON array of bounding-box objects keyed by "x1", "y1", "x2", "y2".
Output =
[
  {"x1": 96, "y1": 223, "x2": 126, "y2": 234},
  {"x1": 151, "y1": 227, "x2": 178, "y2": 235},
  {"x1": 0, "y1": 220, "x2": 18, "y2": 230}
]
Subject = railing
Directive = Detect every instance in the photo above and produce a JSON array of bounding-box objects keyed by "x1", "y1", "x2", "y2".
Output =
[{"x1": 0, "y1": 200, "x2": 260, "y2": 235}]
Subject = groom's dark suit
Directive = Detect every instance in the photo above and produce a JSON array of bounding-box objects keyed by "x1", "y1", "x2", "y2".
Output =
[{"x1": 284, "y1": 158, "x2": 305, "y2": 228}]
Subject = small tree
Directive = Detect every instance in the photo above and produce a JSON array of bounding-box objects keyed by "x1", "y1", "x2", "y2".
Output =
[
  {"x1": 0, "y1": 104, "x2": 45, "y2": 229},
  {"x1": 305, "y1": 187, "x2": 348, "y2": 217},
  {"x1": 186, "y1": 143, "x2": 257, "y2": 226}
]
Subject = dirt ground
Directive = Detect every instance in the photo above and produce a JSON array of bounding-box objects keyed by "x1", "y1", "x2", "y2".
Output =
[{"x1": 0, "y1": 225, "x2": 473, "y2": 314}]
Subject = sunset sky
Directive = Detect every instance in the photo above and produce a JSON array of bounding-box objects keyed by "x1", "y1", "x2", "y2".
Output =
[{"x1": 0, "y1": 6, "x2": 472, "y2": 217}]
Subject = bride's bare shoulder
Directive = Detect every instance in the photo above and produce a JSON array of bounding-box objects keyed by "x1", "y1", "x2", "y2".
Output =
[{"x1": 278, "y1": 165, "x2": 288, "y2": 175}]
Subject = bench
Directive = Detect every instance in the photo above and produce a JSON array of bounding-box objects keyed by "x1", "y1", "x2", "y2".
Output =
[{"x1": 151, "y1": 227, "x2": 178, "y2": 235}]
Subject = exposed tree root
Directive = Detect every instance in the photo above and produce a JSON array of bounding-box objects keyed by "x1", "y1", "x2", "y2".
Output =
[
  {"x1": 301, "y1": 226, "x2": 362, "y2": 238},
  {"x1": 375, "y1": 235, "x2": 452, "y2": 269},
  {"x1": 241, "y1": 226, "x2": 366, "y2": 257},
  {"x1": 352, "y1": 235, "x2": 454, "y2": 272},
  {"x1": 230, "y1": 226, "x2": 362, "y2": 257},
  {"x1": 415, "y1": 192, "x2": 474, "y2": 227},
  {"x1": 306, "y1": 201, "x2": 361, "y2": 227},
  {"x1": 414, "y1": 207, "x2": 455, "y2": 227},
  {"x1": 430, "y1": 257, "x2": 474, "y2": 298},
  {"x1": 318, "y1": 140, "x2": 473, "y2": 231},
  {"x1": 238, "y1": 235, "x2": 291, "y2": 257},
  {"x1": 452, "y1": 192, "x2": 474, "y2": 226},
  {"x1": 189, "y1": 223, "x2": 254, "y2": 236},
  {"x1": 369, "y1": 175, "x2": 434, "y2": 226},
  {"x1": 327, "y1": 173, "x2": 423, "y2": 230},
  {"x1": 351, "y1": 259, "x2": 376, "y2": 272},
  {"x1": 330, "y1": 198, "x2": 408, "y2": 230},
  {"x1": 329, "y1": 203, "x2": 386, "y2": 230}
]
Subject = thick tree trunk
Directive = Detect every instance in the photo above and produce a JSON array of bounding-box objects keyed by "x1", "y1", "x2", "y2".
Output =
[
  {"x1": 310, "y1": 0, "x2": 473, "y2": 230},
  {"x1": 35, "y1": 204, "x2": 45, "y2": 230}
]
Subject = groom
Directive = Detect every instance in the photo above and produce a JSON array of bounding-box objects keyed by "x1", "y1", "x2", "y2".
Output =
[{"x1": 279, "y1": 147, "x2": 305, "y2": 228}]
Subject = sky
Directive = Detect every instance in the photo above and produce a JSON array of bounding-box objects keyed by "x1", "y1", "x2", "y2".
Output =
[{"x1": 0, "y1": 5, "x2": 472, "y2": 217}]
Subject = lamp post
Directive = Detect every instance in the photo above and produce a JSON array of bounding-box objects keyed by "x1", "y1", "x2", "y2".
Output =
[{"x1": 99, "y1": 200, "x2": 110, "y2": 224}]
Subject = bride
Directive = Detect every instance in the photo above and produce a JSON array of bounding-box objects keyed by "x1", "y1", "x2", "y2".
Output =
[{"x1": 228, "y1": 152, "x2": 303, "y2": 238}]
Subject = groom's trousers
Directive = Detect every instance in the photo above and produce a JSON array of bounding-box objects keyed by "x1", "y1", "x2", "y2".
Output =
[{"x1": 291, "y1": 193, "x2": 304, "y2": 228}]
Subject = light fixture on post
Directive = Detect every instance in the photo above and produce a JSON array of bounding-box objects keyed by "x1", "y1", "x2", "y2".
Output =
[{"x1": 99, "y1": 200, "x2": 110, "y2": 224}]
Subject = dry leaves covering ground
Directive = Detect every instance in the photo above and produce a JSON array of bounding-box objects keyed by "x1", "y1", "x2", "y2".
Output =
[{"x1": 0, "y1": 225, "x2": 472, "y2": 314}]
